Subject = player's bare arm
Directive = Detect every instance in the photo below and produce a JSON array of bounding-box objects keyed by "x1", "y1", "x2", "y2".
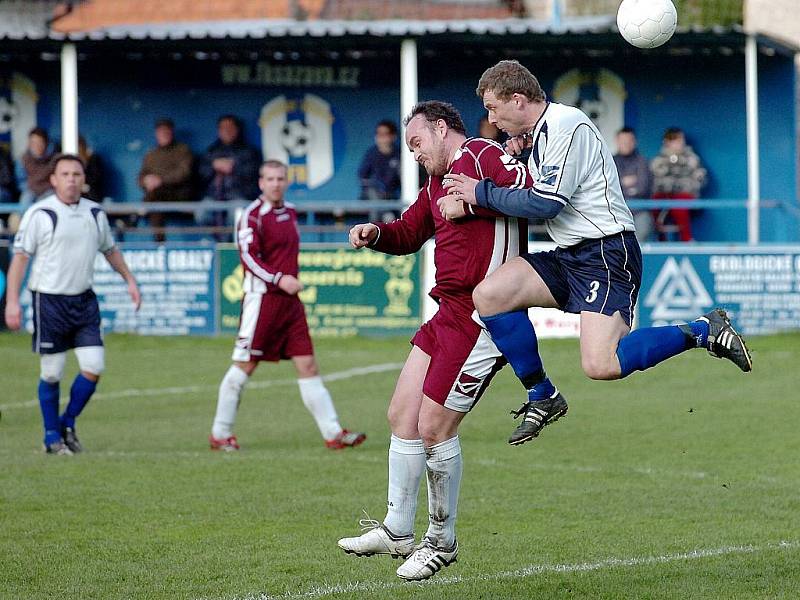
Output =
[
  {"x1": 104, "y1": 248, "x2": 141, "y2": 311},
  {"x1": 277, "y1": 274, "x2": 303, "y2": 295},
  {"x1": 3, "y1": 252, "x2": 29, "y2": 330},
  {"x1": 442, "y1": 173, "x2": 479, "y2": 205},
  {"x1": 348, "y1": 223, "x2": 379, "y2": 249}
]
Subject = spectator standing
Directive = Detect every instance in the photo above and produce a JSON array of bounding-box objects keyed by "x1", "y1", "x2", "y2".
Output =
[
  {"x1": 199, "y1": 115, "x2": 261, "y2": 234},
  {"x1": 357, "y1": 120, "x2": 401, "y2": 200},
  {"x1": 78, "y1": 136, "x2": 105, "y2": 203},
  {"x1": 19, "y1": 127, "x2": 55, "y2": 207},
  {"x1": 138, "y1": 118, "x2": 195, "y2": 242},
  {"x1": 613, "y1": 127, "x2": 653, "y2": 242},
  {"x1": 0, "y1": 144, "x2": 17, "y2": 202},
  {"x1": 650, "y1": 127, "x2": 707, "y2": 242}
]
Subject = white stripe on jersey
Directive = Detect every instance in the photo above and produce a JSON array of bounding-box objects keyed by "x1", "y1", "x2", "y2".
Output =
[{"x1": 238, "y1": 199, "x2": 280, "y2": 285}]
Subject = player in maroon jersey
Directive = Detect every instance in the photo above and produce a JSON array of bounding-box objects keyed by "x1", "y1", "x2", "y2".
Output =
[
  {"x1": 337, "y1": 101, "x2": 530, "y2": 580},
  {"x1": 209, "y1": 160, "x2": 365, "y2": 451}
]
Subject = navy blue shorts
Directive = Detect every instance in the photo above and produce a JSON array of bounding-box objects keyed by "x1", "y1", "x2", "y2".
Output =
[
  {"x1": 522, "y1": 232, "x2": 642, "y2": 326},
  {"x1": 31, "y1": 290, "x2": 103, "y2": 354}
]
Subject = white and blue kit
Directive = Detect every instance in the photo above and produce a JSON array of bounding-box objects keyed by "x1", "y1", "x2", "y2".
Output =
[
  {"x1": 14, "y1": 194, "x2": 115, "y2": 353},
  {"x1": 475, "y1": 102, "x2": 641, "y2": 324}
]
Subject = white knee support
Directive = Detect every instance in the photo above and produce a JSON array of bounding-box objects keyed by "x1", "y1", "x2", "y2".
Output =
[
  {"x1": 75, "y1": 346, "x2": 105, "y2": 376},
  {"x1": 40, "y1": 352, "x2": 66, "y2": 383}
]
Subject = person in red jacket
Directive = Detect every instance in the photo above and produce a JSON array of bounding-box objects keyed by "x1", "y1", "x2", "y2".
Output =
[
  {"x1": 209, "y1": 159, "x2": 365, "y2": 451},
  {"x1": 338, "y1": 101, "x2": 530, "y2": 581}
]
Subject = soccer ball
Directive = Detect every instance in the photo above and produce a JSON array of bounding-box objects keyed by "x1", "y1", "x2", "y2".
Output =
[
  {"x1": 280, "y1": 119, "x2": 312, "y2": 158},
  {"x1": 617, "y1": 0, "x2": 677, "y2": 49}
]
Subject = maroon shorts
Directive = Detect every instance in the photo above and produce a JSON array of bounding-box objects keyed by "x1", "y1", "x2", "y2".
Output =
[
  {"x1": 412, "y1": 299, "x2": 506, "y2": 413},
  {"x1": 232, "y1": 292, "x2": 314, "y2": 362}
]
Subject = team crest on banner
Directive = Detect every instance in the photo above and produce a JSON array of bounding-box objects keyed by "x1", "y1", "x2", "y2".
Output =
[
  {"x1": 259, "y1": 94, "x2": 342, "y2": 190},
  {"x1": 0, "y1": 72, "x2": 38, "y2": 161},
  {"x1": 552, "y1": 69, "x2": 626, "y2": 151}
]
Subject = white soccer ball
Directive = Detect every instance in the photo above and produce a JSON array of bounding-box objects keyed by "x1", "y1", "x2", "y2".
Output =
[
  {"x1": 617, "y1": 0, "x2": 678, "y2": 49},
  {"x1": 280, "y1": 119, "x2": 312, "y2": 158}
]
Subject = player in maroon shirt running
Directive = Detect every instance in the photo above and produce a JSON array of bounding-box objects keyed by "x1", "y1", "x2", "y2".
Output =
[
  {"x1": 337, "y1": 101, "x2": 530, "y2": 581},
  {"x1": 209, "y1": 160, "x2": 365, "y2": 451}
]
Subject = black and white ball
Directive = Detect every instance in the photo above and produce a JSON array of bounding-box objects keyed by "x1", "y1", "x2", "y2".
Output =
[{"x1": 280, "y1": 120, "x2": 312, "y2": 158}]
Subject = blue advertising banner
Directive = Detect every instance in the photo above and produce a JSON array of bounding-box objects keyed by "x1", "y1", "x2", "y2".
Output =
[
  {"x1": 18, "y1": 244, "x2": 217, "y2": 336},
  {"x1": 639, "y1": 246, "x2": 800, "y2": 335}
]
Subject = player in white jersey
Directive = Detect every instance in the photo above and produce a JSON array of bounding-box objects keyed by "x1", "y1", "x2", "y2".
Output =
[
  {"x1": 443, "y1": 60, "x2": 752, "y2": 445},
  {"x1": 4, "y1": 154, "x2": 141, "y2": 455}
]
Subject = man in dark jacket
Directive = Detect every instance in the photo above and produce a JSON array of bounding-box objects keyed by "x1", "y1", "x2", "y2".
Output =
[
  {"x1": 0, "y1": 144, "x2": 17, "y2": 202},
  {"x1": 357, "y1": 120, "x2": 401, "y2": 201},
  {"x1": 613, "y1": 127, "x2": 652, "y2": 242}
]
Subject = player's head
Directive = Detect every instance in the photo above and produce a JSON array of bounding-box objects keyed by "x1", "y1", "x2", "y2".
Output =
[
  {"x1": 477, "y1": 60, "x2": 546, "y2": 136},
  {"x1": 403, "y1": 101, "x2": 466, "y2": 177},
  {"x1": 50, "y1": 153, "x2": 86, "y2": 205},
  {"x1": 375, "y1": 120, "x2": 398, "y2": 155},
  {"x1": 616, "y1": 126, "x2": 638, "y2": 156},
  {"x1": 154, "y1": 118, "x2": 175, "y2": 147},
  {"x1": 259, "y1": 159, "x2": 289, "y2": 205},
  {"x1": 217, "y1": 115, "x2": 242, "y2": 145}
]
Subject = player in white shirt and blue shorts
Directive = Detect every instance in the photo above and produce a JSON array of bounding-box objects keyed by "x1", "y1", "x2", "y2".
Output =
[
  {"x1": 442, "y1": 60, "x2": 752, "y2": 445},
  {"x1": 4, "y1": 154, "x2": 140, "y2": 455}
]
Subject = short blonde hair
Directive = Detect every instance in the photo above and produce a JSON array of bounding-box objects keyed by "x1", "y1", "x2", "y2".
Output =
[{"x1": 476, "y1": 60, "x2": 546, "y2": 102}]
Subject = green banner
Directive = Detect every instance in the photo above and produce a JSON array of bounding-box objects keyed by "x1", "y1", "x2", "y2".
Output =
[{"x1": 218, "y1": 245, "x2": 421, "y2": 337}]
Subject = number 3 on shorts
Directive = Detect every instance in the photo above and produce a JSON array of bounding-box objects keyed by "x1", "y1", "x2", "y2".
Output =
[{"x1": 585, "y1": 280, "x2": 600, "y2": 303}]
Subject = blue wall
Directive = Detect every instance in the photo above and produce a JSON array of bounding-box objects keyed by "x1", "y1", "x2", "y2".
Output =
[{"x1": 5, "y1": 44, "x2": 798, "y2": 242}]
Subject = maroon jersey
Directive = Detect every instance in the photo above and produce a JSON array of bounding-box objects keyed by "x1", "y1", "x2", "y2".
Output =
[
  {"x1": 237, "y1": 198, "x2": 300, "y2": 294},
  {"x1": 372, "y1": 138, "x2": 531, "y2": 309}
]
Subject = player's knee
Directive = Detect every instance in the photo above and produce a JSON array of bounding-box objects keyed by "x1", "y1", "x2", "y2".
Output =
[
  {"x1": 472, "y1": 280, "x2": 499, "y2": 314},
  {"x1": 581, "y1": 355, "x2": 620, "y2": 381},
  {"x1": 75, "y1": 346, "x2": 105, "y2": 376},
  {"x1": 40, "y1": 353, "x2": 66, "y2": 383}
]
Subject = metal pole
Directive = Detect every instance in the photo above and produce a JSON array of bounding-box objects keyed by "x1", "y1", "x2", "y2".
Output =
[
  {"x1": 745, "y1": 34, "x2": 760, "y2": 245},
  {"x1": 400, "y1": 38, "x2": 418, "y2": 204},
  {"x1": 61, "y1": 43, "x2": 79, "y2": 154}
]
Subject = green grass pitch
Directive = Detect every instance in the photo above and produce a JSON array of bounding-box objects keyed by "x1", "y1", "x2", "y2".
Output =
[{"x1": 1, "y1": 331, "x2": 799, "y2": 599}]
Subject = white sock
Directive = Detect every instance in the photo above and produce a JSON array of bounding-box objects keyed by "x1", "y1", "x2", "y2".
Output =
[
  {"x1": 297, "y1": 376, "x2": 342, "y2": 441},
  {"x1": 382, "y1": 435, "x2": 426, "y2": 537},
  {"x1": 423, "y1": 436, "x2": 462, "y2": 549},
  {"x1": 211, "y1": 365, "x2": 249, "y2": 439}
]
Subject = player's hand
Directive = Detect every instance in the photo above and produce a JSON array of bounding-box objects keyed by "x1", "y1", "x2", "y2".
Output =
[
  {"x1": 442, "y1": 173, "x2": 479, "y2": 205},
  {"x1": 278, "y1": 274, "x2": 303, "y2": 295},
  {"x1": 504, "y1": 134, "x2": 531, "y2": 156},
  {"x1": 349, "y1": 223, "x2": 379, "y2": 249},
  {"x1": 436, "y1": 196, "x2": 467, "y2": 221},
  {"x1": 4, "y1": 301, "x2": 21, "y2": 331},
  {"x1": 128, "y1": 279, "x2": 142, "y2": 312}
]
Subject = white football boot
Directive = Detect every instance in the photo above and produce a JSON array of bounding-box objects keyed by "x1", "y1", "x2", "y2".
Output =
[
  {"x1": 396, "y1": 538, "x2": 458, "y2": 580},
  {"x1": 337, "y1": 518, "x2": 415, "y2": 559}
]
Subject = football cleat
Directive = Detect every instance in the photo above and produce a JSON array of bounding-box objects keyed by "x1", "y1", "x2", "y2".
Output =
[
  {"x1": 45, "y1": 441, "x2": 74, "y2": 456},
  {"x1": 508, "y1": 389, "x2": 568, "y2": 446},
  {"x1": 62, "y1": 427, "x2": 83, "y2": 453},
  {"x1": 209, "y1": 434, "x2": 240, "y2": 452},
  {"x1": 325, "y1": 429, "x2": 366, "y2": 450},
  {"x1": 338, "y1": 518, "x2": 415, "y2": 558},
  {"x1": 698, "y1": 309, "x2": 752, "y2": 372},
  {"x1": 396, "y1": 538, "x2": 458, "y2": 580}
]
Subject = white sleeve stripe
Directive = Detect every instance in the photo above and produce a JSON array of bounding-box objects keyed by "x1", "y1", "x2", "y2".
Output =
[
  {"x1": 531, "y1": 186, "x2": 568, "y2": 204},
  {"x1": 238, "y1": 201, "x2": 278, "y2": 284}
]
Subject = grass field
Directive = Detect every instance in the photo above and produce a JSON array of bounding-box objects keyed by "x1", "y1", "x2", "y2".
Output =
[{"x1": 2, "y1": 331, "x2": 799, "y2": 600}]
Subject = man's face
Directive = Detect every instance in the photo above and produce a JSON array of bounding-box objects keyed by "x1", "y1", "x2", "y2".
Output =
[
  {"x1": 616, "y1": 132, "x2": 636, "y2": 156},
  {"x1": 218, "y1": 119, "x2": 239, "y2": 145},
  {"x1": 482, "y1": 90, "x2": 526, "y2": 136},
  {"x1": 259, "y1": 165, "x2": 289, "y2": 204},
  {"x1": 50, "y1": 159, "x2": 85, "y2": 204},
  {"x1": 155, "y1": 125, "x2": 174, "y2": 147},
  {"x1": 28, "y1": 134, "x2": 47, "y2": 157},
  {"x1": 664, "y1": 133, "x2": 686, "y2": 153},
  {"x1": 405, "y1": 115, "x2": 448, "y2": 177},
  {"x1": 375, "y1": 125, "x2": 396, "y2": 155}
]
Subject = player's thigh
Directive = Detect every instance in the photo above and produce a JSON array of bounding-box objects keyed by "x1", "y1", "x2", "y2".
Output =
[
  {"x1": 473, "y1": 256, "x2": 560, "y2": 315},
  {"x1": 387, "y1": 345, "x2": 430, "y2": 439},
  {"x1": 418, "y1": 396, "x2": 467, "y2": 446},
  {"x1": 579, "y1": 310, "x2": 630, "y2": 380}
]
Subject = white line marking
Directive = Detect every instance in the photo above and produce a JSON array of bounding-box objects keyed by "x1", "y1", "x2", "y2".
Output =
[
  {"x1": 220, "y1": 540, "x2": 800, "y2": 600},
  {"x1": 0, "y1": 362, "x2": 404, "y2": 411}
]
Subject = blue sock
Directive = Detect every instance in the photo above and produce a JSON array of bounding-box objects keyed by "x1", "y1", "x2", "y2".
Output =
[
  {"x1": 38, "y1": 380, "x2": 61, "y2": 445},
  {"x1": 61, "y1": 374, "x2": 97, "y2": 430},
  {"x1": 616, "y1": 321, "x2": 708, "y2": 378},
  {"x1": 481, "y1": 311, "x2": 555, "y2": 401}
]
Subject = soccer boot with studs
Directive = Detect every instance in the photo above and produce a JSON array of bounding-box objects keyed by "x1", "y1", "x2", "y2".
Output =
[{"x1": 508, "y1": 388, "x2": 568, "y2": 446}]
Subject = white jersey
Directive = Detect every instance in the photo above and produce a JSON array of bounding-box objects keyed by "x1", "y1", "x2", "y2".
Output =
[
  {"x1": 13, "y1": 194, "x2": 115, "y2": 295},
  {"x1": 528, "y1": 102, "x2": 634, "y2": 247}
]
